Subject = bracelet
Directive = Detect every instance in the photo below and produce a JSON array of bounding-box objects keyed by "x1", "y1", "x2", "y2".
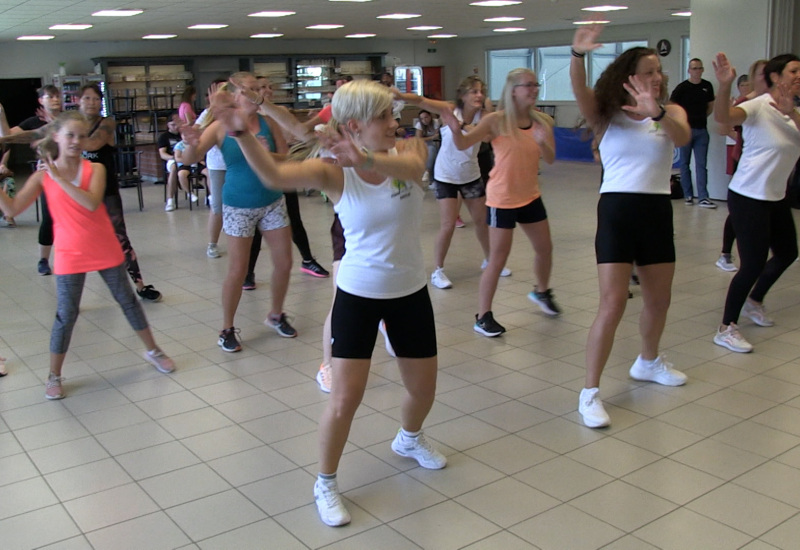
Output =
[
  {"x1": 227, "y1": 130, "x2": 246, "y2": 137},
  {"x1": 360, "y1": 147, "x2": 374, "y2": 170},
  {"x1": 571, "y1": 48, "x2": 586, "y2": 58},
  {"x1": 652, "y1": 105, "x2": 667, "y2": 122}
]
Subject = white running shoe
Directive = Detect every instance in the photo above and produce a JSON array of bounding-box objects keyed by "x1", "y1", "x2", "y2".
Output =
[
  {"x1": 206, "y1": 243, "x2": 221, "y2": 258},
  {"x1": 713, "y1": 323, "x2": 753, "y2": 353},
  {"x1": 629, "y1": 355, "x2": 687, "y2": 386},
  {"x1": 164, "y1": 199, "x2": 176, "y2": 212},
  {"x1": 715, "y1": 254, "x2": 737, "y2": 272},
  {"x1": 316, "y1": 363, "x2": 331, "y2": 393},
  {"x1": 313, "y1": 478, "x2": 351, "y2": 527},
  {"x1": 578, "y1": 387, "x2": 610, "y2": 428},
  {"x1": 481, "y1": 259, "x2": 511, "y2": 277},
  {"x1": 431, "y1": 267, "x2": 453, "y2": 289},
  {"x1": 391, "y1": 430, "x2": 447, "y2": 469},
  {"x1": 741, "y1": 300, "x2": 774, "y2": 327}
]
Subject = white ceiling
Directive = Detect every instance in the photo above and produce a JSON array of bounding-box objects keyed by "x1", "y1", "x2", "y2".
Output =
[{"x1": 0, "y1": 0, "x2": 690, "y2": 42}]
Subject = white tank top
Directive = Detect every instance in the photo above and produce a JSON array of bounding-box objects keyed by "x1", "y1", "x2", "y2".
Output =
[
  {"x1": 333, "y1": 152, "x2": 426, "y2": 299},
  {"x1": 598, "y1": 112, "x2": 674, "y2": 195},
  {"x1": 434, "y1": 108, "x2": 482, "y2": 184}
]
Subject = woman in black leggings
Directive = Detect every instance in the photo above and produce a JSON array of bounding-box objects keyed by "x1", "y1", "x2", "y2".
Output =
[{"x1": 712, "y1": 53, "x2": 800, "y2": 353}]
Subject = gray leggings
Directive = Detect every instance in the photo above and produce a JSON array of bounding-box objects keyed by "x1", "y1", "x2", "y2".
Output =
[{"x1": 51, "y1": 263, "x2": 149, "y2": 354}]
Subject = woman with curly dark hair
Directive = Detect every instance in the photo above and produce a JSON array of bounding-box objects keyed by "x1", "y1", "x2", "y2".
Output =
[{"x1": 570, "y1": 25, "x2": 691, "y2": 428}]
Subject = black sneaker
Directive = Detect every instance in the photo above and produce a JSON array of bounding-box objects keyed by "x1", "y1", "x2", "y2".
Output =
[
  {"x1": 630, "y1": 273, "x2": 640, "y2": 286},
  {"x1": 474, "y1": 311, "x2": 506, "y2": 337},
  {"x1": 38, "y1": 258, "x2": 51, "y2": 276},
  {"x1": 528, "y1": 287, "x2": 561, "y2": 316},
  {"x1": 265, "y1": 313, "x2": 298, "y2": 338},
  {"x1": 218, "y1": 327, "x2": 242, "y2": 352},
  {"x1": 136, "y1": 285, "x2": 162, "y2": 302},
  {"x1": 300, "y1": 259, "x2": 330, "y2": 278},
  {"x1": 242, "y1": 273, "x2": 256, "y2": 290}
]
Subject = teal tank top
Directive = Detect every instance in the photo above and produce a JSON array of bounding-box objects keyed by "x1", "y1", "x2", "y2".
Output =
[{"x1": 221, "y1": 117, "x2": 283, "y2": 208}]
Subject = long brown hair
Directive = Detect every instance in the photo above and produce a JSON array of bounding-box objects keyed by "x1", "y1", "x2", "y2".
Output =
[{"x1": 593, "y1": 47, "x2": 666, "y2": 131}]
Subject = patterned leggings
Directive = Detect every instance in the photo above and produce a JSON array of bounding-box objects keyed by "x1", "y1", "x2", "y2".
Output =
[{"x1": 103, "y1": 194, "x2": 143, "y2": 285}]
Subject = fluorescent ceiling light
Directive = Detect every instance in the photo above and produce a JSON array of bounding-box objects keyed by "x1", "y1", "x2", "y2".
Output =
[
  {"x1": 188, "y1": 24, "x2": 228, "y2": 29},
  {"x1": 573, "y1": 20, "x2": 610, "y2": 25},
  {"x1": 428, "y1": 34, "x2": 457, "y2": 38},
  {"x1": 330, "y1": 0, "x2": 372, "y2": 2},
  {"x1": 251, "y1": 33, "x2": 284, "y2": 38},
  {"x1": 92, "y1": 10, "x2": 143, "y2": 17},
  {"x1": 407, "y1": 26, "x2": 442, "y2": 31},
  {"x1": 49, "y1": 24, "x2": 93, "y2": 30},
  {"x1": 582, "y1": 5, "x2": 628, "y2": 11},
  {"x1": 143, "y1": 34, "x2": 177, "y2": 39},
  {"x1": 493, "y1": 27, "x2": 526, "y2": 32},
  {"x1": 346, "y1": 33, "x2": 376, "y2": 38},
  {"x1": 377, "y1": 13, "x2": 422, "y2": 20},
  {"x1": 484, "y1": 17, "x2": 523, "y2": 22},
  {"x1": 248, "y1": 11, "x2": 295, "y2": 17},
  {"x1": 672, "y1": 11, "x2": 691, "y2": 16},
  {"x1": 17, "y1": 35, "x2": 54, "y2": 40},
  {"x1": 470, "y1": 1, "x2": 521, "y2": 7},
  {"x1": 306, "y1": 24, "x2": 344, "y2": 29}
]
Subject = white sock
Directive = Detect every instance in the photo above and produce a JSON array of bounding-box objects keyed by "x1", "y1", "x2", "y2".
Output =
[{"x1": 400, "y1": 428, "x2": 420, "y2": 439}]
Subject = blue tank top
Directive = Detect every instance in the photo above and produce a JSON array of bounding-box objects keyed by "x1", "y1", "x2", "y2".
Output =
[{"x1": 221, "y1": 117, "x2": 283, "y2": 208}]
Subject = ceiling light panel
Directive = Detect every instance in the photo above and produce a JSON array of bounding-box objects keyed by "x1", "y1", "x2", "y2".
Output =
[
  {"x1": 49, "y1": 24, "x2": 93, "y2": 30},
  {"x1": 92, "y1": 10, "x2": 143, "y2": 17},
  {"x1": 248, "y1": 11, "x2": 295, "y2": 17},
  {"x1": 582, "y1": 5, "x2": 628, "y2": 12},
  {"x1": 377, "y1": 14, "x2": 422, "y2": 20}
]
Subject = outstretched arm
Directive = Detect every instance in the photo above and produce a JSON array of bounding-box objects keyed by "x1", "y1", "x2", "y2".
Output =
[
  {"x1": 440, "y1": 109, "x2": 498, "y2": 150},
  {"x1": 0, "y1": 171, "x2": 42, "y2": 217}
]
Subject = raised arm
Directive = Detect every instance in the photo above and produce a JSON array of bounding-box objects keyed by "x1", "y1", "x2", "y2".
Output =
[
  {"x1": 394, "y1": 89, "x2": 455, "y2": 119},
  {"x1": 179, "y1": 121, "x2": 222, "y2": 165},
  {"x1": 713, "y1": 53, "x2": 747, "y2": 127},
  {"x1": 440, "y1": 109, "x2": 499, "y2": 150},
  {"x1": 622, "y1": 75, "x2": 691, "y2": 146},
  {"x1": 326, "y1": 130, "x2": 427, "y2": 185},
  {"x1": 570, "y1": 26, "x2": 603, "y2": 127}
]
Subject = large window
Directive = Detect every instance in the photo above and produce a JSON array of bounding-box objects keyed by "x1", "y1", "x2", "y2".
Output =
[{"x1": 487, "y1": 40, "x2": 648, "y2": 101}]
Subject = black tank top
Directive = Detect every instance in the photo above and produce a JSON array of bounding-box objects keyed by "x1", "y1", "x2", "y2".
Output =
[{"x1": 82, "y1": 118, "x2": 119, "y2": 197}]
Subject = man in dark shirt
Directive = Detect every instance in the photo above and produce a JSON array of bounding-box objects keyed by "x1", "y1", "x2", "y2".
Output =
[
  {"x1": 157, "y1": 114, "x2": 181, "y2": 212},
  {"x1": 670, "y1": 58, "x2": 717, "y2": 208}
]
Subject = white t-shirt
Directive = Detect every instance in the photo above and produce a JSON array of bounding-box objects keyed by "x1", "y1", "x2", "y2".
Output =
[
  {"x1": 729, "y1": 93, "x2": 800, "y2": 201},
  {"x1": 598, "y1": 112, "x2": 674, "y2": 195},
  {"x1": 196, "y1": 109, "x2": 226, "y2": 171},
  {"x1": 434, "y1": 108, "x2": 482, "y2": 184},
  {"x1": 333, "y1": 152, "x2": 426, "y2": 299},
  {"x1": 414, "y1": 119, "x2": 441, "y2": 139}
]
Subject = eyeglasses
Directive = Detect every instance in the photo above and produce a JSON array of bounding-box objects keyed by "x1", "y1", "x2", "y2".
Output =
[{"x1": 514, "y1": 82, "x2": 541, "y2": 89}]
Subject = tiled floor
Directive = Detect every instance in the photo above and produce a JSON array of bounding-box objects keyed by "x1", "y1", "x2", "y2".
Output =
[{"x1": 2, "y1": 160, "x2": 800, "y2": 549}]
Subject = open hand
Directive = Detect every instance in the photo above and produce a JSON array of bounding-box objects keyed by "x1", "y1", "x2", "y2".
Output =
[
  {"x1": 209, "y1": 90, "x2": 248, "y2": 134},
  {"x1": 572, "y1": 25, "x2": 604, "y2": 55},
  {"x1": 438, "y1": 107, "x2": 460, "y2": 133},
  {"x1": 621, "y1": 74, "x2": 661, "y2": 118},
  {"x1": 327, "y1": 128, "x2": 365, "y2": 167},
  {"x1": 769, "y1": 80, "x2": 797, "y2": 116},
  {"x1": 712, "y1": 53, "x2": 737, "y2": 87}
]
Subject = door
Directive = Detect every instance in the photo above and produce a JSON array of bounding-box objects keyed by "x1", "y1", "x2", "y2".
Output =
[{"x1": 422, "y1": 66, "x2": 443, "y2": 100}]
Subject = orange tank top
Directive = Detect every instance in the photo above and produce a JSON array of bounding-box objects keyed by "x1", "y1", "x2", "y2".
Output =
[
  {"x1": 43, "y1": 160, "x2": 124, "y2": 275},
  {"x1": 487, "y1": 127, "x2": 541, "y2": 209}
]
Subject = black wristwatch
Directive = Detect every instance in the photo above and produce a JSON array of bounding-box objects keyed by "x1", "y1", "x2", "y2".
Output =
[{"x1": 652, "y1": 106, "x2": 667, "y2": 122}]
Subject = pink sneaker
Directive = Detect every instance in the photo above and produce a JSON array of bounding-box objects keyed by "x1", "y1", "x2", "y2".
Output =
[
  {"x1": 144, "y1": 349, "x2": 175, "y2": 374},
  {"x1": 454, "y1": 216, "x2": 466, "y2": 228},
  {"x1": 45, "y1": 373, "x2": 64, "y2": 400}
]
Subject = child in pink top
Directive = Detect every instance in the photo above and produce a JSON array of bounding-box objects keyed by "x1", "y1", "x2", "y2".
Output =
[{"x1": 0, "y1": 111, "x2": 175, "y2": 400}]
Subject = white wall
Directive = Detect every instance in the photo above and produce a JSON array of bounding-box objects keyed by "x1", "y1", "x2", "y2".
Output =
[
  {"x1": 690, "y1": 0, "x2": 772, "y2": 200},
  {"x1": 446, "y1": 21, "x2": 690, "y2": 127}
]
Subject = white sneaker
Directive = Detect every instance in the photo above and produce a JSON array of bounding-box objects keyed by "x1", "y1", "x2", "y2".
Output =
[
  {"x1": 391, "y1": 430, "x2": 446, "y2": 469},
  {"x1": 379, "y1": 320, "x2": 396, "y2": 357},
  {"x1": 431, "y1": 267, "x2": 453, "y2": 289},
  {"x1": 741, "y1": 300, "x2": 774, "y2": 327},
  {"x1": 713, "y1": 323, "x2": 753, "y2": 353},
  {"x1": 578, "y1": 387, "x2": 610, "y2": 428},
  {"x1": 316, "y1": 364, "x2": 332, "y2": 393},
  {"x1": 165, "y1": 199, "x2": 176, "y2": 212},
  {"x1": 629, "y1": 355, "x2": 687, "y2": 386},
  {"x1": 206, "y1": 243, "x2": 221, "y2": 258},
  {"x1": 313, "y1": 478, "x2": 351, "y2": 527},
  {"x1": 190, "y1": 192, "x2": 199, "y2": 203},
  {"x1": 481, "y1": 259, "x2": 511, "y2": 277},
  {"x1": 715, "y1": 254, "x2": 737, "y2": 272}
]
